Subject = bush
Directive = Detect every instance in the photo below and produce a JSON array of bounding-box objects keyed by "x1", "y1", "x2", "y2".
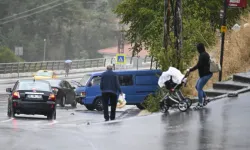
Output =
[{"x1": 143, "y1": 87, "x2": 168, "y2": 112}]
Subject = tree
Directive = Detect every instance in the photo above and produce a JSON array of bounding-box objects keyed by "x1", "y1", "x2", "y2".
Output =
[
  {"x1": 114, "y1": 0, "x2": 248, "y2": 71},
  {"x1": 0, "y1": 46, "x2": 22, "y2": 63}
]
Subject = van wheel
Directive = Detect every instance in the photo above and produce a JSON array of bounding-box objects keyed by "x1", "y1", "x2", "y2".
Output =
[
  {"x1": 85, "y1": 105, "x2": 95, "y2": 111},
  {"x1": 94, "y1": 97, "x2": 103, "y2": 111},
  {"x1": 136, "y1": 104, "x2": 145, "y2": 110}
]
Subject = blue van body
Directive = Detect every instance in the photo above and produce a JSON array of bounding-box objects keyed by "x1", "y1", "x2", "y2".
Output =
[{"x1": 75, "y1": 69, "x2": 162, "y2": 110}]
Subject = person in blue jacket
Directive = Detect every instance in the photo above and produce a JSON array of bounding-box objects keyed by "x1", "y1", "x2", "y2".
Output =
[{"x1": 100, "y1": 65, "x2": 122, "y2": 121}]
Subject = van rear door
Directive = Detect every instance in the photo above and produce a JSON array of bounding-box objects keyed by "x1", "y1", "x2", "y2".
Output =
[{"x1": 133, "y1": 74, "x2": 159, "y2": 103}]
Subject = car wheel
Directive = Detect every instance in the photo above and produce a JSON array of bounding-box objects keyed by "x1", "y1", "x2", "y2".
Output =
[
  {"x1": 94, "y1": 97, "x2": 103, "y2": 111},
  {"x1": 60, "y1": 96, "x2": 66, "y2": 107},
  {"x1": 85, "y1": 105, "x2": 95, "y2": 111},
  {"x1": 47, "y1": 109, "x2": 56, "y2": 120},
  {"x1": 7, "y1": 103, "x2": 15, "y2": 118},
  {"x1": 71, "y1": 98, "x2": 77, "y2": 108}
]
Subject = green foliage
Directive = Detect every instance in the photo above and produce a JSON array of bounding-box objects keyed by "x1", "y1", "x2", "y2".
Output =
[
  {"x1": 143, "y1": 87, "x2": 167, "y2": 112},
  {"x1": 114, "y1": 0, "x2": 248, "y2": 72},
  {"x1": 114, "y1": 0, "x2": 249, "y2": 112},
  {"x1": 0, "y1": 0, "x2": 118, "y2": 62},
  {"x1": 0, "y1": 46, "x2": 22, "y2": 63}
]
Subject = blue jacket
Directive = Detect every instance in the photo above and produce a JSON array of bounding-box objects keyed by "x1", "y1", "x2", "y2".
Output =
[{"x1": 100, "y1": 70, "x2": 121, "y2": 94}]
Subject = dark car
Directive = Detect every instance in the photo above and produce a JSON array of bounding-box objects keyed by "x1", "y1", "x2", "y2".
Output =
[
  {"x1": 46, "y1": 79, "x2": 77, "y2": 108},
  {"x1": 6, "y1": 79, "x2": 56, "y2": 120}
]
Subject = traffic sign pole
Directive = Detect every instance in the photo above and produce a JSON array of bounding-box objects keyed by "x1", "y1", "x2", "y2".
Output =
[{"x1": 219, "y1": 0, "x2": 228, "y2": 82}]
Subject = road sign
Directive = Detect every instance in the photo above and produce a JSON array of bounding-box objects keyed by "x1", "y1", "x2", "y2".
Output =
[
  {"x1": 227, "y1": 0, "x2": 247, "y2": 8},
  {"x1": 15, "y1": 47, "x2": 23, "y2": 56},
  {"x1": 221, "y1": 26, "x2": 227, "y2": 33},
  {"x1": 116, "y1": 54, "x2": 126, "y2": 65}
]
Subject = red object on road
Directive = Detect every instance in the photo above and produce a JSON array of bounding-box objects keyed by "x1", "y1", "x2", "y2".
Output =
[{"x1": 227, "y1": 0, "x2": 247, "y2": 8}]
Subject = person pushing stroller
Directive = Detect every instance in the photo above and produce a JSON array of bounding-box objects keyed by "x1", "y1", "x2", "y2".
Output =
[{"x1": 187, "y1": 43, "x2": 213, "y2": 109}]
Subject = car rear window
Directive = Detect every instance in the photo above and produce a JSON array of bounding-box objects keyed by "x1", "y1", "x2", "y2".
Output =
[{"x1": 18, "y1": 81, "x2": 51, "y2": 91}]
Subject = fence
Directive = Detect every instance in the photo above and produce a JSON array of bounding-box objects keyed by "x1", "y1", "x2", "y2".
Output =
[{"x1": 0, "y1": 56, "x2": 153, "y2": 74}]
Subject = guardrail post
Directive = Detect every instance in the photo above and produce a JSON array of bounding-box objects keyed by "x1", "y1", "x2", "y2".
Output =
[
  {"x1": 46, "y1": 62, "x2": 49, "y2": 69},
  {"x1": 23, "y1": 63, "x2": 26, "y2": 72},
  {"x1": 40, "y1": 62, "x2": 43, "y2": 70},
  {"x1": 34, "y1": 63, "x2": 37, "y2": 71},
  {"x1": 28, "y1": 63, "x2": 31, "y2": 72},
  {"x1": 52, "y1": 62, "x2": 54, "y2": 70},
  {"x1": 57, "y1": 62, "x2": 60, "y2": 70},
  {"x1": 10, "y1": 63, "x2": 13, "y2": 73},
  {"x1": 104, "y1": 58, "x2": 106, "y2": 67},
  {"x1": 144, "y1": 56, "x2": 148, "y2": 63},
  {"x1": 4, "y1": 64, "x2": 7, "y2": 74},
  {"x1": 130, "y1": 57, "x2": 133, "y2": 64}
]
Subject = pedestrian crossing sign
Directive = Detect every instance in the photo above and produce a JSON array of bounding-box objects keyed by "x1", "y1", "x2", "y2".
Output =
[{"x1": 116, "y1": 54, "x2": 126, "y2": 65}]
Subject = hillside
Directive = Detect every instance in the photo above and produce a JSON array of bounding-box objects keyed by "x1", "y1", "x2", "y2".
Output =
[{"x1": 185, "y1": 14, "x2": 250, "y2": 96}]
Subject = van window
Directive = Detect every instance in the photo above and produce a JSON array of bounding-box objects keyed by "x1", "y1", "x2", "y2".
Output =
[
  {"x1": 135, "y1": 75, "x2": 158, "y2": 85},
  {"x1": 118, "y1": 75, "x2": 133, "y2": 86},
  {"x1": 90, "y1": 76, "x2": 101, "y2": 86}
]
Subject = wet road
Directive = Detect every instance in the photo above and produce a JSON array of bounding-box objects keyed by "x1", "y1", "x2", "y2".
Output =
[{"x1": 1, "y1": 91, "x2": 250, "y2": 149}]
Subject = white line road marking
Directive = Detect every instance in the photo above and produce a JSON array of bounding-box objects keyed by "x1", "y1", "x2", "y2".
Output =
[{"x1": 1, "y1": 118, "x2": 13, "y2": 122}]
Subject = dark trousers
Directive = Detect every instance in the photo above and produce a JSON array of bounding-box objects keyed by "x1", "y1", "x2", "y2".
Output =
[{"x1": 102, "y1": 92, "x2": 117, "y2": 120}]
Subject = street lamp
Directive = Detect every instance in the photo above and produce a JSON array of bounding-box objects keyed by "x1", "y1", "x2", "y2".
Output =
[{"x1": 43, "y1": 39, "x2": 46, "y2": 61}]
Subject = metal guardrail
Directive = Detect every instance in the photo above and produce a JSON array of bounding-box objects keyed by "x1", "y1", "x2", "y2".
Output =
[{"x1": 0, "y1": 56, "x2": 152, "y2": 74}]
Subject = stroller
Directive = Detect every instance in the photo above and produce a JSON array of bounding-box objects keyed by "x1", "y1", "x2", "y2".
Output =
[{"x1": 158, "y1": 67, "x2": 192, "y2": 112}]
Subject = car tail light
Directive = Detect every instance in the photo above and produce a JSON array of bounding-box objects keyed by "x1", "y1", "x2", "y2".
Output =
[
  {"x1": 49, "y1": 94, "x2": 56, "y2": 101},
  {"x1": 12, "y1": 92, "x2": 20, "y2": 99},
  {"x1": 80, "y1": 92, "x2": 86, "y2": 97}
]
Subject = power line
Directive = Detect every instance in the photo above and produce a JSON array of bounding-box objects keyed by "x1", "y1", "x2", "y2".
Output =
[
  {"x1": 0, "y1": 0, "x2": 73, "y2": 25},
  {"x1": 0, "y1": 0, "x2": 62, "y2": 21}
]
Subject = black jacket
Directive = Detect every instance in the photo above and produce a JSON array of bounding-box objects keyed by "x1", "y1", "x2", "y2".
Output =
[
  {"x1": 100, "y1": 70, "x2": 121, "y2": 94},
  {"x1": 190, "y1": 50, "x2": 212, "y2": 77}
]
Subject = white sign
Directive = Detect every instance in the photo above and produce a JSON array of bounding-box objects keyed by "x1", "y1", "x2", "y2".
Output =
[{"x1": 15, "y1": 47, "x2": 23, "y2": 56}]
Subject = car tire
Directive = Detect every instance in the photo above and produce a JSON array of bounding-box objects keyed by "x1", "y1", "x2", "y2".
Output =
[
  {"x1": 85, "y1": 105, "x2": 95, "y2": 111},
  {"x1": 60, "y1": 96, "x2": 66, "y2": 107},
  {"x1": 7, "y1": 103, "x2": 15, "y2": 118},
  {"x1": 94, "y1": 97, "x2": 103, "y2": 111},
  {"x1": 71, "y1": 97, "x2": 77, "y2": 108},
  {"x1": 47, "y1": 109, "x2": 56, "y2": 120}
]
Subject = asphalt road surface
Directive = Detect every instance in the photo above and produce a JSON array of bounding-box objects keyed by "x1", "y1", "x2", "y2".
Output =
[{"x1": 0, "y1": 82, "x2": 250, "y2": 150}]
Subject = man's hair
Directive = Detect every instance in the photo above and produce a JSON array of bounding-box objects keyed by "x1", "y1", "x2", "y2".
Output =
[{"x1": 106, "y1": 65, "x2": 113, "y2": 70}]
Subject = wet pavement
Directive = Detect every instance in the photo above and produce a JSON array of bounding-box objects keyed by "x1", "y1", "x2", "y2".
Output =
[{"x1": 0, "y1": 90, "x2": 250, "y2": 149}]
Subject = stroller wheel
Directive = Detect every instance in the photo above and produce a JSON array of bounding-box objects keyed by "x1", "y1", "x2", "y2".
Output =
[
  {"x1": 160, "y1": 101, "x2": 169, "y2": 113},
  {"x1": 185, "y1": 98, "x2": 192, "y2": 108},
  {"x1": 178, "y1": 101, "x2": 188, "y2": 112}
]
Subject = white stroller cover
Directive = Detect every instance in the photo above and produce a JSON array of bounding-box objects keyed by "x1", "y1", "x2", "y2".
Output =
[{"x1": 158, "y1": 67, "x2": 185, "y2": 88}]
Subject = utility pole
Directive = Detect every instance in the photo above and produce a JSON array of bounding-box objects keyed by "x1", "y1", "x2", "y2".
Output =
[
  {"x1": 43, "y1": 39, "x2": 47, "y2": 61},
  {"x1": 174, "y1": 0, "x2": 183, "y2": 69},
  {"x1": 219, "y1": 0, "x2": 228, "y2": 81}
]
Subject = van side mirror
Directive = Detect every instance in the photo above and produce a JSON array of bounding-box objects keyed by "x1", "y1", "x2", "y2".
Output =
[{"x1": 6, "y1": 88, "x2": 12, "y2": 93}]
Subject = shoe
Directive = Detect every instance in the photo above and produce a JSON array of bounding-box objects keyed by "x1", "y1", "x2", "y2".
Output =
[
  {"x1": 194, "y1": 103, "x2": 203, "y2": 110},
  {"x1": 110, "y1": 118, "x2": 115, "y2": 121},
  {"x1": 105, "y1": 119, "x2": 109, "y2": 122}
]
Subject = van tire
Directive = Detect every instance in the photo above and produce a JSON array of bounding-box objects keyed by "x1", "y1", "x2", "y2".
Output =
[
  {"x1": 85, "y1": 105, "x2": 95, "y2": 111},
  {"x1": 94, "y1": 97, "x2": 103, "y2": 111},
  {"x1": 136, "y1": 104, "x2": 145, "y2": 110}
]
